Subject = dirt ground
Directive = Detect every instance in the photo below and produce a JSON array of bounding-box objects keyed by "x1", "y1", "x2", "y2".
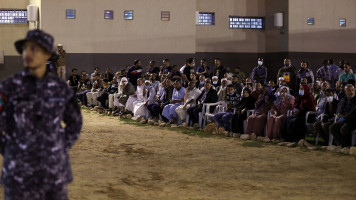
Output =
[{"x1": 1, "y1": 110, "x2": 356, "y2": 199}]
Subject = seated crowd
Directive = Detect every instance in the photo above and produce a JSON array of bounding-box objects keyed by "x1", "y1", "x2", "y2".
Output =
[{"x1": 67, "y1": 58, "x2": 356, "y2": 147}]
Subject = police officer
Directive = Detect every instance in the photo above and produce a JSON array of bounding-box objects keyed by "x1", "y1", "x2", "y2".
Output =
[{"x1": 0, "y1": 29, "x2": 82, "y2": 199}]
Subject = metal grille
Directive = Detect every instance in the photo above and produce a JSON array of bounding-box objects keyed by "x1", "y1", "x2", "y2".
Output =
[
  {"x1": 229, "y1": 17, "x2": 264, "y2": 29},
  {"x1": 0, "y1": 10, "x2": 27, "y2": 24}
]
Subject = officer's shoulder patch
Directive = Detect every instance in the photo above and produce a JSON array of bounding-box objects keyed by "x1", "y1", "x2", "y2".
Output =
[{"x1": 0, "y1": 92, "x2": 8, "y2": 112}]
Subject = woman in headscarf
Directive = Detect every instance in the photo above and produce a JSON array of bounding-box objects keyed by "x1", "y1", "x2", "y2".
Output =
[
  {"x1": 231, "y1": 87, "x2": 256, "y2": 134},
  {"x1": 246, "y1": 86, "x2": 276, "y2": 136},
  {"x1": 265, "y1": 86, "x2": 295, "y2": 139},
  {"x1": 281, "y1": 84, "x2": 316, "y2": 142}
]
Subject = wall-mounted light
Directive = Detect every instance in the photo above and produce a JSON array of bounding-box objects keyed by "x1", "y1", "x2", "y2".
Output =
[
  {"x1": 27, "y1": 5, "x2": 39, "y2": 29},
  {"x1": 274, "y1": 13, "x2": 283, "y2": 28}
]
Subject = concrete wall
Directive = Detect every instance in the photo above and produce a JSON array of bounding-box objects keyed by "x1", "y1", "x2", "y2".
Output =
[
  {"x1": 0, "y1": 0, "x2": 29, "y2": 80},
  {"x1": 288, "y1": 0, "x2": 356, "y2": 53},
  {"x1": 40, "y1": 0, "x2": 196, "y2": 54},
  {"x1": 196, "y1": 0, "x2": 265, "y2": 53},
  {"x1": 1, "y1": 0, "x2": 356, "y2": 81},
  {"x1": 0, "y1": 0, "x2": 29, "y2": 56}
]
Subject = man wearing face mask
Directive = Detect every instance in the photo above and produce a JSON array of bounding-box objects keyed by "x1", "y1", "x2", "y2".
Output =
[
  {"x1": 313, "y1": 88, "x2": 339, "y2": 144},
  {"x1": 212, "y1": 76, "x2": 220, "y2": 88},
  {"x1": 277, "y1": 58, "x2": 297, "y2": 91},
  {"x1": 197, "y1": 75, "x2": 206, "y2": 90},
  {"x1": 330, "y1": 84, "x2": 356, "y2": 147},
  {"x1": 252, "y1": 58, "x2": 267, "y2": 84}
]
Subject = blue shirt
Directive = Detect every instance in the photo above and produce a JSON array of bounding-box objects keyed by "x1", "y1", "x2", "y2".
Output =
[
  {"x1": 328, "y1": 64, "x2": 339, "y2": 80},
  {"x1": 197, "y1": 65, "x2": 211, "y2": 78},
  {"x1": 316, "y1": 66, "x2": 332, "y2": 82},
  {"x1": 252, "y1": 66, "x2": 267, "y2": 83},
  {"x1": 172, "y1": 87, "x2": 186, "y2": 104}
]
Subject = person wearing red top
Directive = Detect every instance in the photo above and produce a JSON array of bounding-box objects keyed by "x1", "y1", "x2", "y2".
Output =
[
  {"x1": 282, "y1": 84, "x2": 316, "y2": 142},
  {"x1": 266, "y1": 86, "x2": 295, "y2": 139},
  {"x1": 251, "y1": 82, "x2": 264, "y2": 101}
]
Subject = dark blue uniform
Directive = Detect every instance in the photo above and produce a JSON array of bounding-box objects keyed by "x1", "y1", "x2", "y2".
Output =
[{"x1": 0, "y1": 69, "x2": 82, "y2": 199}]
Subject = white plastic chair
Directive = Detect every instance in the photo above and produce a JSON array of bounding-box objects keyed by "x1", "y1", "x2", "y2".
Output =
[
  {"x1": 243, "y1": 109, "x2": 255, "y2": 134},
  {"x1": 199, "y1": 101, "x2": 225, "y2": 128},
  {"x1": 204, "y1": 101, "x2": 227, "y2": 127}
]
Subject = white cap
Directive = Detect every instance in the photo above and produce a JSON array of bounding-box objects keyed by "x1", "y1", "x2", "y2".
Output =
[
  {"x1": 278, "y1": 77, "x2": 285, "y2": 81},
  {"x1": 145, "y1": 80, "x2": 151, "y2": 84},
  {"x1": 58, "y1": 44, "x2": 63, "y2": 47}
]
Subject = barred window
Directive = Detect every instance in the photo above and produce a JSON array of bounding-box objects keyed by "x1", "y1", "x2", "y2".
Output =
[
  {"x1": 161, "y1": 11, "x2": 170, "y2": 21},
  {"x1": 105, "y1": 10, "x2": 114, "y2": 19},
  {"x1": 66, "y1": 9, "x2": 76, "y2": 19},
  {"x1": 0, "y1": 10, "x2": 27, "y2": 24},
  {"x1": 307, "y1": 18, "x2": 314, "y2": 25},
  {"x1": 124, "y1": 10, "x2": 133, "y2": 20},
  {"x1": 229, "y1": 16, "x2": 264, "y2": 29},
  {"x1": 339, "y1": 18, "x2": 346, "y2": 27},
  {"x1": 198, "y1": 12, "x2": 215, "y2": 25}
]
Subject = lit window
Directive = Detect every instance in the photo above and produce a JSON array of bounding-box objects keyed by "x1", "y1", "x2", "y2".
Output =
[
  {"x1": 229, "y1": 16, "x2": 264, "y2": 29},
  {"x1": 161, "y1": 11, "x2": 170, "y2": 21},
  {"x1": 124, "y1": 10, "x2": 133, "y2": 20},
  {"x1": 105, "y1": 10, "x2": 113, "y2": 19},
  {"x1": 339, "y1": 18, "x2": 346, "y2": 27},
  {"x1": 0, "y1": 10, "x2": 27, "y2": 24},
  {"x1": 198, "y1": 12, "x2": 215, "y2": 25},
  {"x1": 66, "y1": 9, "x2": 75, "y2": 19},
  {"x1": 307, "y1": 18, "x2": 314, "y2": 25}
]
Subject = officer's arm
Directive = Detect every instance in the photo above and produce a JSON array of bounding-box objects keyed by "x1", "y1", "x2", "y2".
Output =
[
  {"x1": 63, "y1": 93, "x2": 82, "y2": 149},
  {"x1": 0, "y1": 88, "x2": 9, "y2": 155}
]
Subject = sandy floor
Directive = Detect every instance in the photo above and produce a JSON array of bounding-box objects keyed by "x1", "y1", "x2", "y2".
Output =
[{"x1": 1, "y1": 110, "x2": 356, "y2": 199}]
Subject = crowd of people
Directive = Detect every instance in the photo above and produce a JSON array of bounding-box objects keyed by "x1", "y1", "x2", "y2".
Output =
[{"x1": 67, "y1": 58, "x2": 356, "y2": 147}]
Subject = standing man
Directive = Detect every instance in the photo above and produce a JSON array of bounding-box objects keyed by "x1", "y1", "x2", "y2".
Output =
[
  {"x1": 277, "y1": 58, "x2": 297, "y2": 91},
  {"x1": 252, "y1": 58, "x2": 267, "y2": 84},
  {"x1": 196, "y1": 59, "x2": 211, "y2": 78},
  {"x1": 127, "y1": 59, "x2": 143, "y2": 88},
  {"x1": 316, "y1": 60, "x2": 332, "y2": 83},
  {"x1": 182, "y1": 58, "x2": 195, "y2": 86},
  {"x1": 328, "y1": 59, "x2": 340, "y2": 86},
  {"x1": 213, "y1": 58, "x2": 226, "y2": 83},
  {"x1": 56, "y1": 43, "x2": 67, "y2": 80},
  {"x1": 339, "y1": 62, "x2": 356, "y2": 84},
  {"x1": 0, "y1": 29, "x2": 82, "y2": 199},
  {"x1": 146, "y1": 60, "x2": 160, "y2": 80}
]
